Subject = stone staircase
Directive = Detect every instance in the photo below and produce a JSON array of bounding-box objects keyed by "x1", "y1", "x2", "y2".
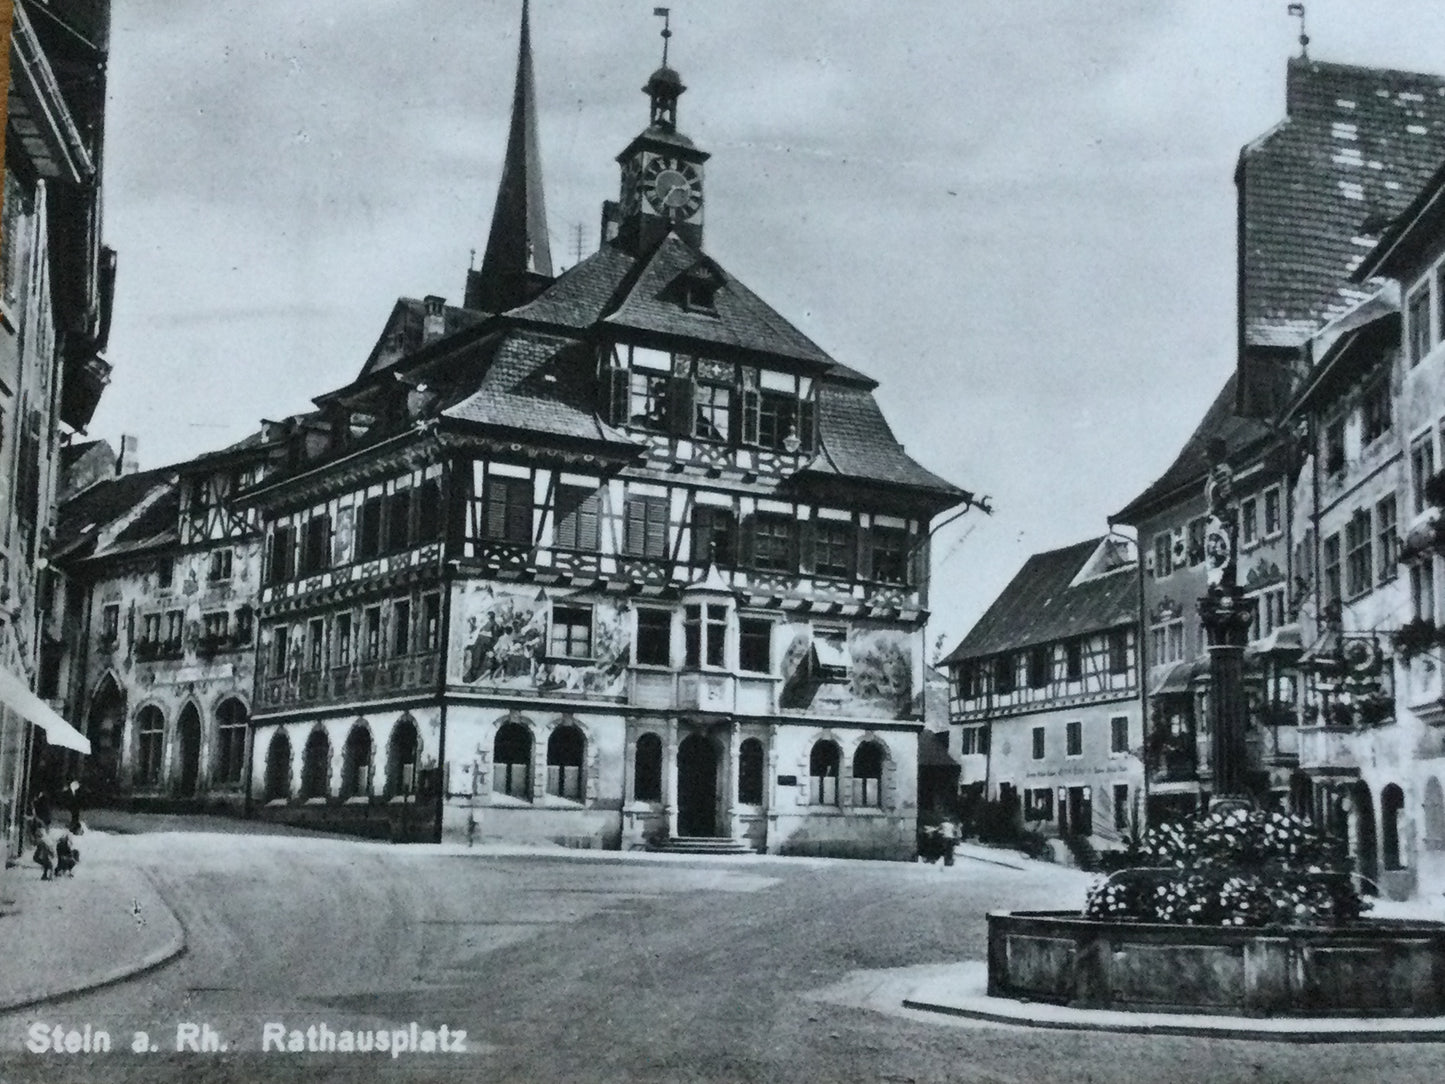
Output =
[{"x1": 649, "y1": 835, "x2": 758, "y2": 856}]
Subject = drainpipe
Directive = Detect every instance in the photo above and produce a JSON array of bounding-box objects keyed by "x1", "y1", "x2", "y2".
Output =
[{"x1": 433, "y1": 456, "x2": 456, "y2": 846}]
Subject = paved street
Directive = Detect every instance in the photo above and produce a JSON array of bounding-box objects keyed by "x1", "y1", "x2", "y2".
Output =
[{"x1": 1, "y1": 816, "x2": 1443, "y2": 1083}]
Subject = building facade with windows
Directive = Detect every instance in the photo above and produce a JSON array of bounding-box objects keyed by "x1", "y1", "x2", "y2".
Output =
[
  {"x1": 0, "y1": 0, "x2": 116, "y2": 860},
  {"x1": 237, "y1": 9, "x2": 970, "y2": 856},
  {"x1": 943, "y1": 537, "x2": 1143, "y2": 851},
  {"x1": 1112, "y1": 57, "x2": 1445, "y2": 834},
  {"x1": 51, "y1": 431, "x2": 284, "y2": 813}
]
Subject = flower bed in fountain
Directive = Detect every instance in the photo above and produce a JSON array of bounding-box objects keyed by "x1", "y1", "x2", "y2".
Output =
[{"x1": 988, "y1": 807, "x2": 1445, "y2": 1017}]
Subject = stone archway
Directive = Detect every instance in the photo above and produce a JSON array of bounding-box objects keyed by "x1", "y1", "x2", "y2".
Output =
[
  {"x1": 677, "y1": 732, "x2": 721, "y2": 837},
  {"x1": 1348, "y1": 780, "x2": 1380, "y2": 892},
  {"x1": 85, "y1": 674, "x2": 126, "y2": 799}
]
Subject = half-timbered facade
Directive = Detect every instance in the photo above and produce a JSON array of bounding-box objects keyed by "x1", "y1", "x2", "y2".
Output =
[
  {"x1": 944, "y1": 537, "x2": 1143, "y2": 851},
  {"x1": 238, "y1": 9, "x2": 971, "y2": 857}
]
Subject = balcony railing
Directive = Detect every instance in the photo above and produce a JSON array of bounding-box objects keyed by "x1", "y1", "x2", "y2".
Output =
[{"x1": 257, "y1": 651, "x2": 442, "y2": 712}]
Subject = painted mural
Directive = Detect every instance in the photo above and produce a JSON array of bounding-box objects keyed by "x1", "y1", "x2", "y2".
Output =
[
  {"x1": 450, "y1": 583, "x2": 630, "y2": 698},
  {"x1": 779, "y1": 623, "x2": 916, "y2": 718}
]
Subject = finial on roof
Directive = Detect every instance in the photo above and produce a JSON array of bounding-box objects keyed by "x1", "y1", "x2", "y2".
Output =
[
  {"x1": 1287, "y1": 2, "x2": 1309, "y2": 59},
  {"x1": 654, "y1": 7, "x2": 672, "y2": 68}
]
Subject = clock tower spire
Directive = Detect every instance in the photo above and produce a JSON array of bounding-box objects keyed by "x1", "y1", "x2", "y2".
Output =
[{"x1": 610, "y1": 11, "x2": 709, "y2": 255}]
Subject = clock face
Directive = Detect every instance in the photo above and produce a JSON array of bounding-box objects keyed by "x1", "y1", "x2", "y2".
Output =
[{"x1": 642, "y1": 155, "x2": 702, "y2": 219}]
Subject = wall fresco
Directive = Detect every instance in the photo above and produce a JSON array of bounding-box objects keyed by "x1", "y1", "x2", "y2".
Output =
[
  {"x1": 778, "y1": 622, "x2": 916, "y2": 719},
  {"x1": 449, "y1": 583, "x2": 630, "y2": 698}
]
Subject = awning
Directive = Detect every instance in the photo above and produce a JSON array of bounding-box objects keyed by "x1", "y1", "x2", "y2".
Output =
[
  {"x1": 1148, "y1": 659, "x2": 1207, "y2": 698},
  {"x1": 1247, "y1": 623, "x2": 1304, "y2": 659},
  {"x1": 0, "y1": 668, "x2": 91, "y2": 754}
]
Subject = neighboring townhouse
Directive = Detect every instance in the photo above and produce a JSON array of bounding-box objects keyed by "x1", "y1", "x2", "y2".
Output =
[
  {"x1": 944, "y1": 537, "x2": 1143, "y2": 852},
  {"x1": 0, "y1": 0, "x2": 116, "y2": 859}
]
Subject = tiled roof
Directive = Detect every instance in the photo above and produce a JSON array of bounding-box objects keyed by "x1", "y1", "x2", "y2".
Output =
[
  {"x1": 506, "y1": 243, "x2": 638, "y2": 329},
  {"x1": 795, "y1": 383, "x2": 966, "y2": 498},
  {"x1": 357, "y1": 297, "x2": 489, "y2": 379},
  {"x1": 943, "y1": 537, "x2": 1137, "y2": 663},
  {"x1": 1240, "y1": 58, "x2": 1445, "y2": 351},
  {"x1": 441, "y1": 331, "x2": 637, "y2": 448},
  {"x1": 603, "y1": 234, "x2": 838, "y2": 369},
  {"x1": 1112, "y1": 372, "x2": 1272, "y2": 523},
  {"x1": 53, "y1": 467, "x2": 176, "y2": 561}
]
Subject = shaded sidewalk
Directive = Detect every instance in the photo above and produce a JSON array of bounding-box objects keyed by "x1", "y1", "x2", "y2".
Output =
[{"x1": 0, "y1": 829, "x2": 185, "y2": 1012}]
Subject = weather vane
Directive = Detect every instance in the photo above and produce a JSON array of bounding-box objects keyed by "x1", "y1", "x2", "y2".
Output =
[
  {"x1": 1288, "y1": 3, "x2": 1309, "y2": 59},
  {"x1": 653, "y1": 7, "x2": 672, "y2": 67}
]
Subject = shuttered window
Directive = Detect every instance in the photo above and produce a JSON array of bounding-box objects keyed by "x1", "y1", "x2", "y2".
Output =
[
  {"x1": 554, "y1": 485, "x2": 601, "y2": 551},
  {"x1": 300, "y1": 514, "x2": 331, "y2": 575},
  {"x1": 484, "y1": 475, "x2": 533, "y2": 544},
  {"x1": 625, "y1": 495, "x2": 669, "y2": 559}
]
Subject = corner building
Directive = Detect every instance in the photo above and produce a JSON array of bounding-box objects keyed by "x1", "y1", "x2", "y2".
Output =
[{"x1": 240, "y1": 12, "x2": 970, "y2": 856}]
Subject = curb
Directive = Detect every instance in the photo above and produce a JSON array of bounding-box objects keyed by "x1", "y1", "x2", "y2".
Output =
[
  {"x1": 903, "y1": 966, "x2": 1445, "y2": 1043},
  {"x1": 0, "y1": 868, "x2": 188, "y2": 1015}
]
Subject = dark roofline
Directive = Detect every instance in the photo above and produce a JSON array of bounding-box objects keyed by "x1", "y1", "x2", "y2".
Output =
[{"x1": 1354, "y1": 154, "x2": 1445, "y2": 281}]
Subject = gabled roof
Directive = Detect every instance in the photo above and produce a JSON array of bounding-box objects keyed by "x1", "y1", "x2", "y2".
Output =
[
  {"x1": 507, "y1": 242, "x2": 638, "y2": 330},
  {"x1": 943, "y1": 537, "x2": 1137, "y2": 664},
  {"x1": 1239, "y1": 58, "x2": 1445, "y2": 352},
  {"x1": 356, "y1": 296, "x2": 488, "y2": 380},
  {"x1": 602, "y1": 234, "x2": 838, "y2": 369},
  {"x1": 1113, "y1": 371, "x2": 1273, "y2": 523},
  {"x1": 53, "y1": 466, "x2": 176, "y2": 563}
]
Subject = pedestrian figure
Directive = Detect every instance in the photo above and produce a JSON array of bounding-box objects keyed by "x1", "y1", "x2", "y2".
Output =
[
  {"x1": 32, "y1": 832, "x2": 55, "y2": 881},
  {"x1": 54, "y1": 833, "x2": 78, "y2": 877},
  {"x1": 65, "y1": 779, "x2": 83, "y2": 834},
  {"x1": 31, "y1": 788, "x2": 51, "y2": 830}
]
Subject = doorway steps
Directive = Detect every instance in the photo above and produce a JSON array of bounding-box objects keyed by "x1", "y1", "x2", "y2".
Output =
[{"x1": 650, "y1": 836, "x2": 758, "y2": 856}]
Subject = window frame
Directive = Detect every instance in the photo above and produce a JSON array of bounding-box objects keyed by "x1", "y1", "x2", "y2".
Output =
[
  {"x1": 1065, "y1": 720, "x2": 1083, "y2": 758},
  {"x1": 1110, "y1": 715, "x2": 1129, "y2": 755},
  {"x1": 634, "y1": 607, "x2": 671, "y2": 667},
  {"x1": 1031, "y1": 726, "x2": 1045, "y2": 761},
  {"x1": 548, "y1": 604, "x2": 594, "y2": 661}
]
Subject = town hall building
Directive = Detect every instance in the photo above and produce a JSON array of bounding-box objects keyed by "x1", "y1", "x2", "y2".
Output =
[{"x1": 235, "y1": 7, "x2": 972, "y2": 857}]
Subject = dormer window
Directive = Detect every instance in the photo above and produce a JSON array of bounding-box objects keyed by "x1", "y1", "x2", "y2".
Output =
[{"x1": 668, "y1": 263, "x2": 723, "y2": 315}]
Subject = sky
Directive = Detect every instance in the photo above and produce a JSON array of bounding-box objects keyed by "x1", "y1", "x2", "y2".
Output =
[{"x1": 89, "y1": 0, "x2": 1445, "y2": 657}]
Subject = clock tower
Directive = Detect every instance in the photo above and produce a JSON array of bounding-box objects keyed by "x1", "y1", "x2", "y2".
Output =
[{"x1": 614, "y1": 63, "x2": 709, "y2": 254}]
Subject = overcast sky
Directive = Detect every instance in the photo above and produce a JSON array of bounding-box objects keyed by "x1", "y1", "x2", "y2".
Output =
[{"x1": 90, "y1": 1, "x2": 1445, "y2": 654}]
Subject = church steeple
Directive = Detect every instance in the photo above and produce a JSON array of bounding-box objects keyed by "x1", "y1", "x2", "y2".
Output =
[{"x1": 465, "y1": 0, "x2": 553, "y2": 313}]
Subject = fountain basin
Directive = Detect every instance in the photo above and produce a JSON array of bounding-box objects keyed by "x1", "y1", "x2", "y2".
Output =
[{"x1": 988, "y1": 910, "x2": 1445, "y2": 1017}]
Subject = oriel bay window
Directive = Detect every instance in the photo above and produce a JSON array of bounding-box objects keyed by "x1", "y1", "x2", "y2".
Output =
[
  {"x1": 549, "y1": 604, "x2": 593, "y2": 660},
  {"x1": 684, "y1": 603, "x2": 728, "y2": 668}
]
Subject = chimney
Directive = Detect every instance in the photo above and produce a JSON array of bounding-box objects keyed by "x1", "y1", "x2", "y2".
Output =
[
  {"x1": 117, "y1": 434, "x2": 139, "y2": 476},
  {"x1": 422, "y1": 295, "x2": 446, "y2": 344}
]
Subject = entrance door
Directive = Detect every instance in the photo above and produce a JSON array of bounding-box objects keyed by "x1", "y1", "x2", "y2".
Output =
[
  {"x1": 677, "y1": 733, "x2": 719, "y2": 837},
  {"x1": 177, "y1": 705, "x2": 202, "y2": 798},
  {"x1": 1067, "y1": 786, "x2": 1092, "y2": 836}
]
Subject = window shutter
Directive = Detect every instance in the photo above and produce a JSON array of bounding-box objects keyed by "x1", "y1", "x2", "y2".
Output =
[
  {"x1": 668, "y1": 376, "x2": 696, "y2": 437},
  {"x1": 857, "y1": 526, "x2": 874, "y2": 582},
  {"x1": 578, "y1": 492, "x2": 600, "y2": 551},
  {"x1": 485, "y1": 483, "x2": 508, "y2": 539},
  {"x1": 799, "y1": 519, "x2": 816, "y2": 574},
  {"x1": 625, "y1": 498, "x2": 646, "y2": 556},
  {"x1": 797, "y1": 398, "x2": 817, "y2": 453},
  {"x1": 740, "y1": 514, "x2": 756, "y2": 567},
  {"x1": 741, "y1": 388, "x2": 760, "y2": 445},
  {"x1": 605, "y1": 366, "x2": 629, "y2": 427},
  {"x1": 645, "y1": 497, "x2": 668, "y2": 559},
  {"x1": 506, "y1": 477, "x2": 533, "y2": 543}
]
